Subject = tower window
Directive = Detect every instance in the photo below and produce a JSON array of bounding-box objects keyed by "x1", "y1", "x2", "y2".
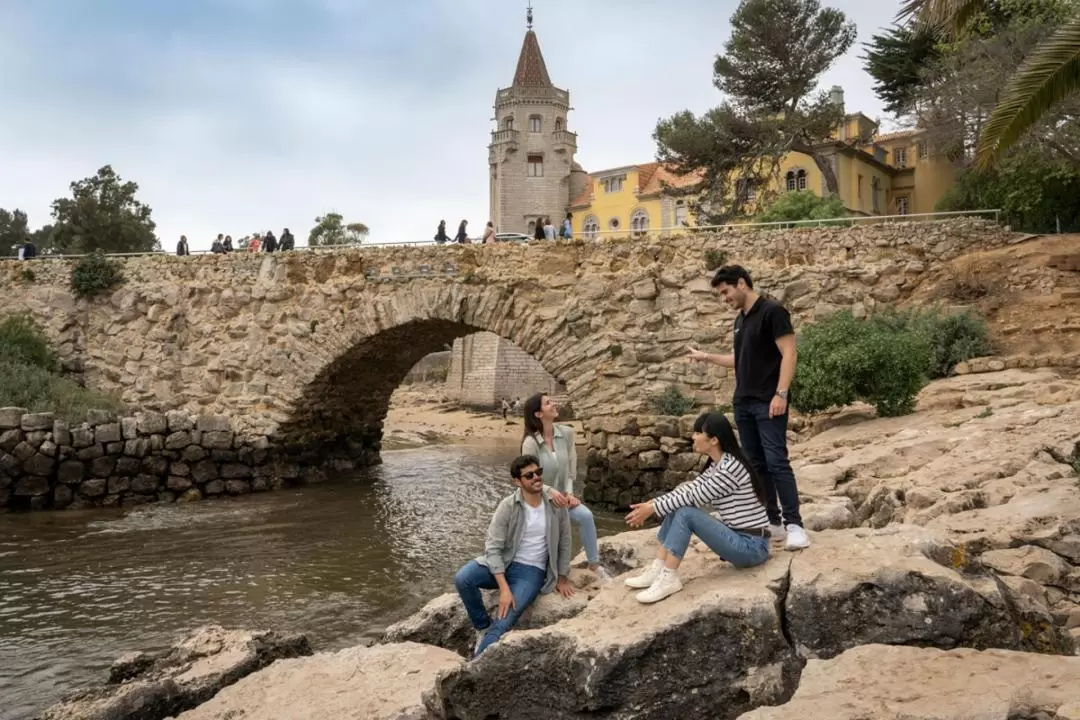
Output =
[
  {"x1": 503, "y1": 116, "x2": 514, "y2": 131},
  {"x1": 555, "y1": 117, "x2": 564, "y2": 131},
  {"x1": 529, "y1": 116, "x2": 542, "y2": 133},
  {"x1": 527, "y1": 155, "x2": 544, "y2": 177}
]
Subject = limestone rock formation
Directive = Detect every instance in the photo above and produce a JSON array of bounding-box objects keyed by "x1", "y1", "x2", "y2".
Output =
[
  {"x1": 174, "y1": 642, "x2": 462, "y2": 720},
  {"x1": 737, "y1": 644, "x2": 1080, "y2": 719},
  {"x1": 39, "y1": 626, "x2": 311, "y2": 720}
]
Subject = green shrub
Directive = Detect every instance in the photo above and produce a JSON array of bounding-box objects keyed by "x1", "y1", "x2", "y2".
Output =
[
  {"x1": 649, "y1": 385, "x2": 695, "y2": 416},
  {"x1": 0, "y1": 314, "x2": 58, "y2": 371},
  {"x1": 20, "y1": 268, "x2": 35, "y2": 282},
  {"x1": 71, "y1": 250, "x2": 123, "y2": 298},
  {"x1": 755, "y1": 191, "x2": 848, "y2": 225},
  {"x1": 607, "y1": 344, "x2": 623, "y2": 358},
  {"x1": 0, "y1": 360, "x2": 124, "y2": 422},
  {"x1": 792, "y1": 311, "x2": 931, "y2": 418},
  {"x1": 704, "y1": 248, "x2": 728, "y2": 270},
  {"x1": 870, "y1": 307, "x2": 993, "y2": 378}
]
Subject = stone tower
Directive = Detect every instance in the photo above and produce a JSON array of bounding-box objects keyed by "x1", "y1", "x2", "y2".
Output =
[{"x1": 489, "y1": 7, "x2": 577, "y2": 235}]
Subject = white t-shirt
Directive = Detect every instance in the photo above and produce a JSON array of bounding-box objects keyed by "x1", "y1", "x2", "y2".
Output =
[{"x1": 513, "y1": 503, "x2": 548, "y2": 570}]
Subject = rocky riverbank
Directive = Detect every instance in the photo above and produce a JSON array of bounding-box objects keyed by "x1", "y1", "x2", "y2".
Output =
[{"x1": 38, "y1": 368, "x2": 1080, "y2": 719}]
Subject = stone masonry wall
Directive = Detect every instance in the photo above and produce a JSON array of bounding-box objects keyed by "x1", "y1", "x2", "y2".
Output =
[
  {"x1": 447, "y1": 332, "x2": 563, "y2": 408},
  {"x1": 0, "y1": 406, "x2": 324, "y2": 511},
  {"x1": 0, "y1": 218, "x2": 1026, "y2": 511}
]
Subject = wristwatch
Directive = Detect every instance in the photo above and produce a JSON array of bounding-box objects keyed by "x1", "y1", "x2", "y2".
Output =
[{"x1": 775, "y1": 390, "x2": 789, "y2": 399}]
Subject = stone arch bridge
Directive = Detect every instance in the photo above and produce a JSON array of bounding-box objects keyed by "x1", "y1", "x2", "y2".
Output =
[{"x1": 0, "y1": 219, "x2": 1014, "y2": 506}]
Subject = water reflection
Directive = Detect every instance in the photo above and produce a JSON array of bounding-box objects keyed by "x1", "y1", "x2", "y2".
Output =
[{"x1": 0, "y1": 444, "x2": 621, "y2": 719}]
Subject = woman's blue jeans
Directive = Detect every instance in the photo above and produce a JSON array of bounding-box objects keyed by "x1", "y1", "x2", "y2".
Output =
[
  {"x1": 568, "y1": 503, "x2": 600, "y2": 565},
  {"x1": 657, "y1": 507, "x2": 770, "y2": 568}
]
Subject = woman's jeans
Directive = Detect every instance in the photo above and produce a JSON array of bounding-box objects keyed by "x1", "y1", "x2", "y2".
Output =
[
  {"x1": 657, "y1": 507, "x2": 770, "y2": 568},
  {"x1": 454, "y1": 560, "x2": 546, "y2": 657},
  {"x1": 568, "y1": 503, "x2": 600, "y2": 565}
]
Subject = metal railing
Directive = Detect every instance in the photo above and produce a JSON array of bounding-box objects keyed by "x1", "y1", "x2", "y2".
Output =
[{"x1": 0, "y1": 209, "x2": 1003, "y2": 259}]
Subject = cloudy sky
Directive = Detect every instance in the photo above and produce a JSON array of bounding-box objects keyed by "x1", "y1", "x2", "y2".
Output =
[{"x1": 1, "y1": 0, "x2": 905, "y2": 251}]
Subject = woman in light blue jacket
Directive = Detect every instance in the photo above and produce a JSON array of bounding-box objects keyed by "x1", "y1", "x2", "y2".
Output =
[{"x1": 521, "y1": 393, "x2": 613, "y2": 585}]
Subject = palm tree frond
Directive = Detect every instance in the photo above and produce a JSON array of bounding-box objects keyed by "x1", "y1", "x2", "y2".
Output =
[
  {"x1": 897, "y1": 0, "x2": 987, "y2": 37},
  {"x1": 976, "y1": 17, "x2": 1080, "y2": 168}
]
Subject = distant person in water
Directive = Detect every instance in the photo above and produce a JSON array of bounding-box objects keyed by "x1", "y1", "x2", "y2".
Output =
[
  {"x1": 521, "y1": 393, "x2": 614, "y2": 585},
  {"x1": 454, "y1": 454, "x2": 573, "y2": 657},
  {"x1": 624, "y1": 412, "x2": 772, "y2": 604}
]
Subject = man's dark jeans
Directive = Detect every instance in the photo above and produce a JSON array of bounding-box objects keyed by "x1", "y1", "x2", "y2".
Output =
[{"x1": 733, "y1": 400, "x2": 803, "y2": 527}]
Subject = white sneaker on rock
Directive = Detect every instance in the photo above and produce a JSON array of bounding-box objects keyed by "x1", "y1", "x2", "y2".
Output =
[
  {"x1": 635, "y1": 567, "x2": 683, "y2": 604},
  {"x1": 594, "y1": 565, "x2": 614, "y2": 586},
  {"x1": 473, "y1": 628, "x2": 488, "y2": 657},
  {"x1": 785, "y1": 524, "x2": 811, "y2": 551},
  {"x1": 769, "y1": 524, "x2": 786, "y2": 544},
  {"x1": 624, "y1": 559, "x2": 663, "y2": 589}
]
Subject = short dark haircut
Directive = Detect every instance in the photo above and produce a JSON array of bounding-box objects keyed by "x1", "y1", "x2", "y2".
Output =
[
  {"x1": 711, "y1": 264, "x2": 754, "y2": 289},
  {"x1": 510, "y1": 454, "x2": 540, "y2": 479}
]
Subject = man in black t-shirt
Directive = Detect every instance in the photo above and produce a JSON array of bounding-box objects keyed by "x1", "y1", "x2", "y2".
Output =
[{"x1": 686, "y1": 264, "x2": 810, "y2": 551}]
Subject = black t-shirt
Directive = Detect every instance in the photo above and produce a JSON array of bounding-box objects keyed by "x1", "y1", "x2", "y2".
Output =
[{"x1": 733, "y1": 296, "x2": 794, "y2": 404}]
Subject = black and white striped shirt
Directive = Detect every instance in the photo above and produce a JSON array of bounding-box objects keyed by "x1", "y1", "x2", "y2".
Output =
[{"x1": 653, "y1": 454, "x2": 769, "y2": 529}]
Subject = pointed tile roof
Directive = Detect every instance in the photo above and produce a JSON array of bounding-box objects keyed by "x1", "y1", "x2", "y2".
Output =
[{"x1": 513, "y1": 30, "x2": 552, "y2": 88}]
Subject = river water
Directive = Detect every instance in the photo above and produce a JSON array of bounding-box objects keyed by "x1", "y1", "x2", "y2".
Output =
[{"x1": 0, "y1": 444, "x2": 623, "y2": 720}]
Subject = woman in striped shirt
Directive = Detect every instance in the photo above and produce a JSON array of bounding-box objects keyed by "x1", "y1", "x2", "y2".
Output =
[{"x1": 624, "y1": 411, "x2": 772, "y2": 604}]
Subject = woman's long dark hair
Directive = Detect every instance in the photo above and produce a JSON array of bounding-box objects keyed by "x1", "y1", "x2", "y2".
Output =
[
  {"x1": 694, "y1": 412, "x2": 768, "y2": 506},
  {"x1": 522, "y1": 393, "x2": 546, "y2": 438}
]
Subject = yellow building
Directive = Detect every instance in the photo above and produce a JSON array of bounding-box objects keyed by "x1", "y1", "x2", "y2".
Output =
[{"x1": 571, "y1": 88, "x2": 958, "y2": 238}]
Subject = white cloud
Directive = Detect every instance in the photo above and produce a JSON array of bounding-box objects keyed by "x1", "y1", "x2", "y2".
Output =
[{"x1": 0, "y1": 0, "x2": 904, "y2": 251}]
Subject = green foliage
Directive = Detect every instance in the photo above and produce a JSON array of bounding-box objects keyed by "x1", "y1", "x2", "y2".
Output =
[
  {"x1": 50, "y1": 165, "x2": 159, "y2": 254},
  {"x1": 704, "y1": 249, "x2": 728, "y2": 270},
  {"x1": 607, "y1": 344, "x2": 623, "y2": 359},
  {"x1": 0, "y1": 315, "x2": 58, "y2": 371},
  {"x1": 862, "y1": 23, "x2": 942, "y2": 116},
  {"x1": 936, "y1": 147, "x2": 1080, "y2": 232},
  {"x1": 308, "y1": 212, "x2": 370, "y2": 246},
  {"x1": 755, "y1": 191, "x2": 848, "y2": 224},
  {"x1": 792, "y1": 311, "x2": 931, "y2": 417},
  {"x1": 0, "y1": 208, "x2": 30, "y2": 257},
  {"x1": 71, "y1": 250, "x2": 124, "y2": 298},
  {"x1": 649, "y1": 385, "x2": 696, "y2": 416},
  {"x1": 900, "y1": 307, "x2": 994, "y2": 377},
  {"x1": 0, "y1": 360, "x2": 124, "y2": 422},
  {"x1": 20, "y1": 269, "x2": 35, "y2": 282},
  {"x1": 654, "y1": 0, "x2": 854, "y2": 223}
]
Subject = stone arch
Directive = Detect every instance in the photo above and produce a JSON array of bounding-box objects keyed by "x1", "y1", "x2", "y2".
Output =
[{"x1": 273, "y1": 283, "x2": 601, "y2": 465}]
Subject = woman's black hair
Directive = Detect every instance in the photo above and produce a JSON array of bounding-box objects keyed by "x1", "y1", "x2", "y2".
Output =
[
  {"x1": 522, "y1": 393, "x2": 546, "y2": 438},
  {"x1": 693, "y1": 412, "x2": 768, "y2": 506}
]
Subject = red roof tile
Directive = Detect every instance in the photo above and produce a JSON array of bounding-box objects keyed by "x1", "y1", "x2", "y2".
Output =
[{"x1": 513, "y1": 31, "x2": 552, "y2": 88}]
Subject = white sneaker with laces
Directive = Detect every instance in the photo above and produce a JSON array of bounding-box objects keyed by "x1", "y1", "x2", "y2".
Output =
[
  {"x1": 635, "y1": 567, "x2": 683, "y2": 604},
  {"x1": 594, "y1": 565, "x2": 614, "y2": 586},
  {"x1": 769, "y1": 524, "x2": 786, "y2": 545},
  {"x1": 785, "y1": 524, "x2": 811, "y2": 551},
  {"x1": 624, "y1": 559, "x2": 664, "y2": 589}
]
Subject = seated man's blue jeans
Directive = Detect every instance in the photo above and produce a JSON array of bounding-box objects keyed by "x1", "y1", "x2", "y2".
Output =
[
  {"x1": 657, "y1": 507, "x2": 770, "y2": 568},
  {"x1": 568, "y1": 503, "x2": 600, "y2": 565},
  {"x1": 454, "y1": 560, "x2": 546, "y2": 657}
]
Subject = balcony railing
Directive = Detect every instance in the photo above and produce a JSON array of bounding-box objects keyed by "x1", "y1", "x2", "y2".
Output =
[
  {"x1": 490, "y1": 129, "x2": 520, "y2": 145},
  {"x1": 551, "y1": 130, "x2": 577, "y2": 147}
]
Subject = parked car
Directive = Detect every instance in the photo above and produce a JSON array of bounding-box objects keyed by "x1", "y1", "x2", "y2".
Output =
[{"x1": 494, "y1": 233, "x2": 532, "y2": 243}]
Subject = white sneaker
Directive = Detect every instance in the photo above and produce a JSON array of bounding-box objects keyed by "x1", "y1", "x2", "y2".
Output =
[
  {"x1": 769, "y1": 524, "x2": 786, "y2": 545},
  {"x1": 624, "y1": 559, "x2": 663, "y2": 589},
  {"x1": 785, "y1": 524, "x2": 811, "y2": 551},
  {"x1": 594, "y1": 565, "x2": 614, "y2": 586},
  {"x1": 473, "y1": 628, "x2": 488, "y2": 656},
  {"x1": 635, "y1": 567, "x2": 683, "y2": 604}
]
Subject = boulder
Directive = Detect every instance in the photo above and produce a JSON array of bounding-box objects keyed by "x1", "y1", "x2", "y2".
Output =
[
  {"x1": 21, "y1": 412, "x2": 55, "y2": 431},
  {"x1": 40, "y1": 625, "x2": 311, "y2": 720},
  {"x1": 175, "y1": 642, "x2": 462, "y2": 720},
  {"x1": 737, "y1": 644, "x2": 1080, "y2": 720},
  {"x1": 0, "y1": 406, "x2": 27, "y2": 429}
]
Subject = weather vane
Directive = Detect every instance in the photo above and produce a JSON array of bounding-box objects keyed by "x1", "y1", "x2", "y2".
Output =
[{"x1": 526, "y1": 1, "x2": 533, "y2": 29}]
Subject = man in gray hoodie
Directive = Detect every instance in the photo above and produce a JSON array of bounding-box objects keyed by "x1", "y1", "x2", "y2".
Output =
[{"x1": 453, "y1": 454, "x2": 574, "y2": 657}]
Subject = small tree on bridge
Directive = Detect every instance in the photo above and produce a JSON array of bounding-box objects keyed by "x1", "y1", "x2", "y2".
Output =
[
  {"x1": 49, "y1": 165, "x2": 159, "y2": 254},
  {"x1": 309, "y1": 213, "x2": 370, "y2": 246}
]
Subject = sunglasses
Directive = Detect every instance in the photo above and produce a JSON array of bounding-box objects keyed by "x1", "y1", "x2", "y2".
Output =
[{"x1": 520, "y1": 469, "x2": 544, "y2": 480}]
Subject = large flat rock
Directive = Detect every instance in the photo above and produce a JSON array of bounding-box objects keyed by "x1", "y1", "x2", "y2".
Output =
[
  {"x1": 738, "y1": 644, "x2": 1080, "y2": 720},
  {"x1": 40, "y1": 626, "x2": 311, "y2": 720},
  {"x1": 175, "y1": 642, "x2": 463, "y2": 720}
]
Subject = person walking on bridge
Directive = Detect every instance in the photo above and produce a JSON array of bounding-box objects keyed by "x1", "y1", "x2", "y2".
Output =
[{"x1": 685, "y1": 264, "x2": 810, "y2": 551}]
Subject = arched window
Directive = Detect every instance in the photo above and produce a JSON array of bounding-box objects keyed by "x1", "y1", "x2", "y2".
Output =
[
  {"x1": 583, "y1": 215, "x2": 600, "y2": 239},
  {"x1": 630, "y1": 208, "x2": 649, "y2": 237},
  {"x1": 503, "y1": 116, "x2": 514, "y2": 131},
  {"x1": 555, "y1": 117, "x2": 564, "y2": 131},
  {"x1": 785, "y1": 169, "x2": 808, "y2": 192},
  {"x1": 529, "y1": 115, "x2": 542, "y2": 133}
]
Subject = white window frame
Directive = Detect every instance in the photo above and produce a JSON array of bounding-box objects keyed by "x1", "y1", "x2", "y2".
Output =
[
  {"x1": 674, "y1": 201, "x2": 689, "y2": 227},
  {"x1": 630, "y1": 208, "x2": 649, "y2": 236},
  {"x1": 583, "y1": 215, "x2": 599, "y2": 239},
  {"x1": 527, "y1": 155, "x2": 543, "y2": 177},
  {"x1": 894, "y1": 147, "x2": 908, "y2": 168},
  {"x1": 529, "y1": 115, "x2": 542, "y2": 133},
  {"x1": 601, "y1": 174, "x2": 626, "y2": 194}
]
